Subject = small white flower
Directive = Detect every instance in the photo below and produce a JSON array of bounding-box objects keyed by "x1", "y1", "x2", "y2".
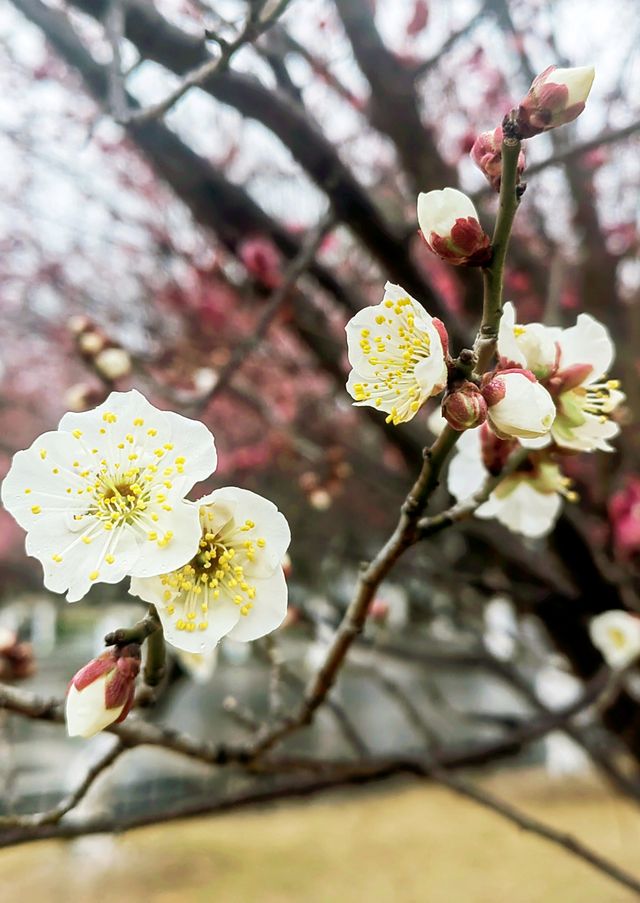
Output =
[
  {"x1": 130, "y1": 486, "x2": 290, "y2": 653},
  {"x1": 589, "y1": 610, "x2": 640, "y2": 670},
  {"x1": 1, "y1": 390, "x2": 217, "y2": 603},
  {"x1": 485, "y1": 371, "x2": 556, "y2": 440},
  {"x1": 346, "y1": 282, "x2": 447, "y2": 424},
  {"x1": 447, "y1": 427, "x2": 565, "y2": 538},
  {"x1": 498, "y1": 303, "x2": 624, "y2": 452},
  {"x1": 498, "y1": 302, "x2": 559, "y2": 377}
]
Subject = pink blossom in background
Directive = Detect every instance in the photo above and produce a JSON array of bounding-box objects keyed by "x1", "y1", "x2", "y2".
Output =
[{"x1": 610, "y1": 478, "x2": 640, "y2": 560}]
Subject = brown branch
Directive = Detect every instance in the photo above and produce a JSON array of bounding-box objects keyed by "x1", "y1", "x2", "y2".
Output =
[
  {"x1": 242, "y1": 427, "x2": 471, "y2": 758},
  {"x1": 417, "y1": 447, "x2": 530, "y2": 539},
  {"x1": 0, "y1": 739, "x2": 125, "y2": 828},
  {"x1": 412, "y1": 8, "x2": 489, "y2": 78},
  {"x1": 116, "y1": 0, "x2": 293, "y2": 124}
]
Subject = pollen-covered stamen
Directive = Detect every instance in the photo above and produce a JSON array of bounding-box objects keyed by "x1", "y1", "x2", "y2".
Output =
[
  {"x1": 578, "y1": 380, "x2": 621, "y2": 419},
  {"x1": 353, "y1": 297, "x2": 433, "y2": 425},
  {"x1": 161, "y1": 516, "x2": 267, "y2": 635}
]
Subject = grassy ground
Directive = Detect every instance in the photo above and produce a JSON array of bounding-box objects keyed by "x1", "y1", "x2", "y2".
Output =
[{"x1": 1, "y1": 769, "x2": 639, "y2": 903}]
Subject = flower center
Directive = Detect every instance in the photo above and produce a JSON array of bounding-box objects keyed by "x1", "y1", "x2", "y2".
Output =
[
  {"x1": 354, "y1": 296, "x2": 432, "y2": 424},
  {"x1": 90, "y1": 476, "x2": 150, "y2": 525},
  {"x1": 162, "y1": 516, "x2": 267, "y2": 634},
  {"x1": 607, "y1": 627, "x2": 627, "y2": 650},
  {"x1": 577, "y1": 380, "x2": 621, "y2": 419}
]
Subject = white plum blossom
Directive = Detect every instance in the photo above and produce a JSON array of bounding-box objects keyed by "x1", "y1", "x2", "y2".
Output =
[
  {"x1": 498, "y1": 303, "x2": 624, "y2": 452},
  {"x1": 589, "y1": 610, "x2": 640, "y2": 670},
  {"x1": 484, "y1": 371, "x2": 556, "y2": 440},
  {"x1": 130, "y1": 486, "x2": 290, "y2": 653},
  {"x1": 346, "y1": 282, "x2": 447, "y2": 425},
  {"x1": 498, "y1": 303, "x2": 559, "y2": 378},
  {"x1": 1, "y1": 390, "x2": 217, "y2": 602},
  {"x1": 447, "y1": 426, "x2": 567, "y2": 538}
]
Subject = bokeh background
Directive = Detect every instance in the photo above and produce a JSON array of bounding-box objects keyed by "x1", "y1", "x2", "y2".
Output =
[{"x1": 1, "y1": 0, "x2": 639, "y2": 900}]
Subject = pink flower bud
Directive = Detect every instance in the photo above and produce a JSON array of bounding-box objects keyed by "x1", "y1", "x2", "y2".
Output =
[
  {"x1": 516, "y1": 65, "x2": 595, "y2": 138},
  {"x1": 470, "y1": 126, "x2": 526, "y2": 192},
  {"x1": 442, "y1": 382, "x2": 488, "y2": 431},
  {"x1": 417, "y1": 188, "x2": 491, "y2": 267},
  {"x1": 65, "y1": 645, "x2": 140, "y2": 738},
  {"x1": 238, "y1": 237, "x2": 283, "y2": 289}
]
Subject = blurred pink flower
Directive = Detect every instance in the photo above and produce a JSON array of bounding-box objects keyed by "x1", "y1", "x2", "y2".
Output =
[{"x1": 609, "y1": 478, "x2": 640, "y2": 559}]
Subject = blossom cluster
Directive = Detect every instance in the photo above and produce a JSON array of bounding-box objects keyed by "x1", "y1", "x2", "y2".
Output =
[
  {"x1": 1, "y1": 390, "x2": 291, "y2": 737},
  {"x1": 345, "y1": 64, "x2": 626, "y2": 540}
]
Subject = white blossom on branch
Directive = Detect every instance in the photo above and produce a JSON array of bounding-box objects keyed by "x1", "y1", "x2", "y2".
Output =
[
  {"x1": 345, "y1": 282, "x2": 448, "y2": 425},
  {"x1": 130, "y1": 487, "x2": 290, "y2": 653},
  {"x1": 1, "y1": 390, "x2": 217, "y2": 602}
]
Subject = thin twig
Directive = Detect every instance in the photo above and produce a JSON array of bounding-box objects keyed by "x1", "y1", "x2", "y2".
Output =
[
  {"x1": 417, "y1": 447, "x2": 530, "y2": 538},
  {"x1": 412, "y1": 7, "x2": 489, "y2": 78},
  {"x1": 0, "y1": 739, "x2": 125, "y2": 828},
  {"x1": 435, "y1": 770, "x2": 640, "y2": 897},
  {"x1": 115, "y1": 0, "x2": 294, "y2": 124},
  {"x1": 198, "y1": 211, "x2": 336, "y2": 407},
  {"x1": 474, "y1": 127, "x2": 523, "y2": 373}
]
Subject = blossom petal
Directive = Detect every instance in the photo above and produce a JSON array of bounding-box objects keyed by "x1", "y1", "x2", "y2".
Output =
[
  {"x1": 128, "y1": 500, "x2": 202, "y2": 578},
  {"x1": 1, "y1": 430, "x2": 89, "y2": 531},
  {"x1": 228, "y1": 567, "x2": 288, "y2": 642},
  {"x1": 557, "y1": 314, "x2": 614, "y2": 380},
  {"x1": 483, "y1": 482, "x2": 561, "y2": 538},
  {"x1": 552, "y1": 413, "x2": 620, "y2": 452},
  {"x1": 27, "y1": 517, "x2": 141, "y2": 602},
  {"x1": 198, "y1": 486, "x2": 290, "y2": 579},
  {"x1": 66, "y1": 676, "x2": 124, "y2": 738},
  {"x1": 446, "y1": 428, "x2": 487, "y2": 499}
]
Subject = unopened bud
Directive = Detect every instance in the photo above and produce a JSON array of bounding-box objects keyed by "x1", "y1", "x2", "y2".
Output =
[
  {"x1": 78, "y1": 331, "x2": 105, "y2": 355},
  {"x1": 67, "y1": 315, "x2": 92, "y2": 336},
  {"x1": 516, "y1": 65, "x2": 595, "y2": 138},
  {"x1": 65, "y1": 645, "x2": 140, "y2": 738},
  {"x1": 94, "y1": 347, "x2": 132, "y2": 381},
  {"x1": 442, "y1": 382, "x2": 488, "y2": 431},
  {"x1": 470, "y1": 126, "x2": 526, "y2": 192},
  {"x1": 417, "y1": 188, "x2": 491, "y2": 267}
]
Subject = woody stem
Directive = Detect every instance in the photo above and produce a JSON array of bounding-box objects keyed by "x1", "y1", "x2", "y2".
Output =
[{"x1": 474, "y1": 128, "x2": 523, "y2": 375}]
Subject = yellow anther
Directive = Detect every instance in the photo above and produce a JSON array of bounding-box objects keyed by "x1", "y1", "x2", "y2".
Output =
[
  {"x1": 31, "y1": 505, "x2": 41, "y2": 515},
  {"x1": 106, "y1": 554, "x2": 115, "y2": 564},
  {"x1": 82, "y1": 536, "x2": 92, "y2": 545},
  {"x1": 52, "y1": 554, "x2": 63, "y2": 563},
  {"x1": 39, "y1": 449, "x2": 47, "y2": 460},
  {"x1": 72, "y1": 429, "x2": 83, "y2": 439},
  {"x1": 89, "y1": 570, "x2": 99, "y2": 581}
]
